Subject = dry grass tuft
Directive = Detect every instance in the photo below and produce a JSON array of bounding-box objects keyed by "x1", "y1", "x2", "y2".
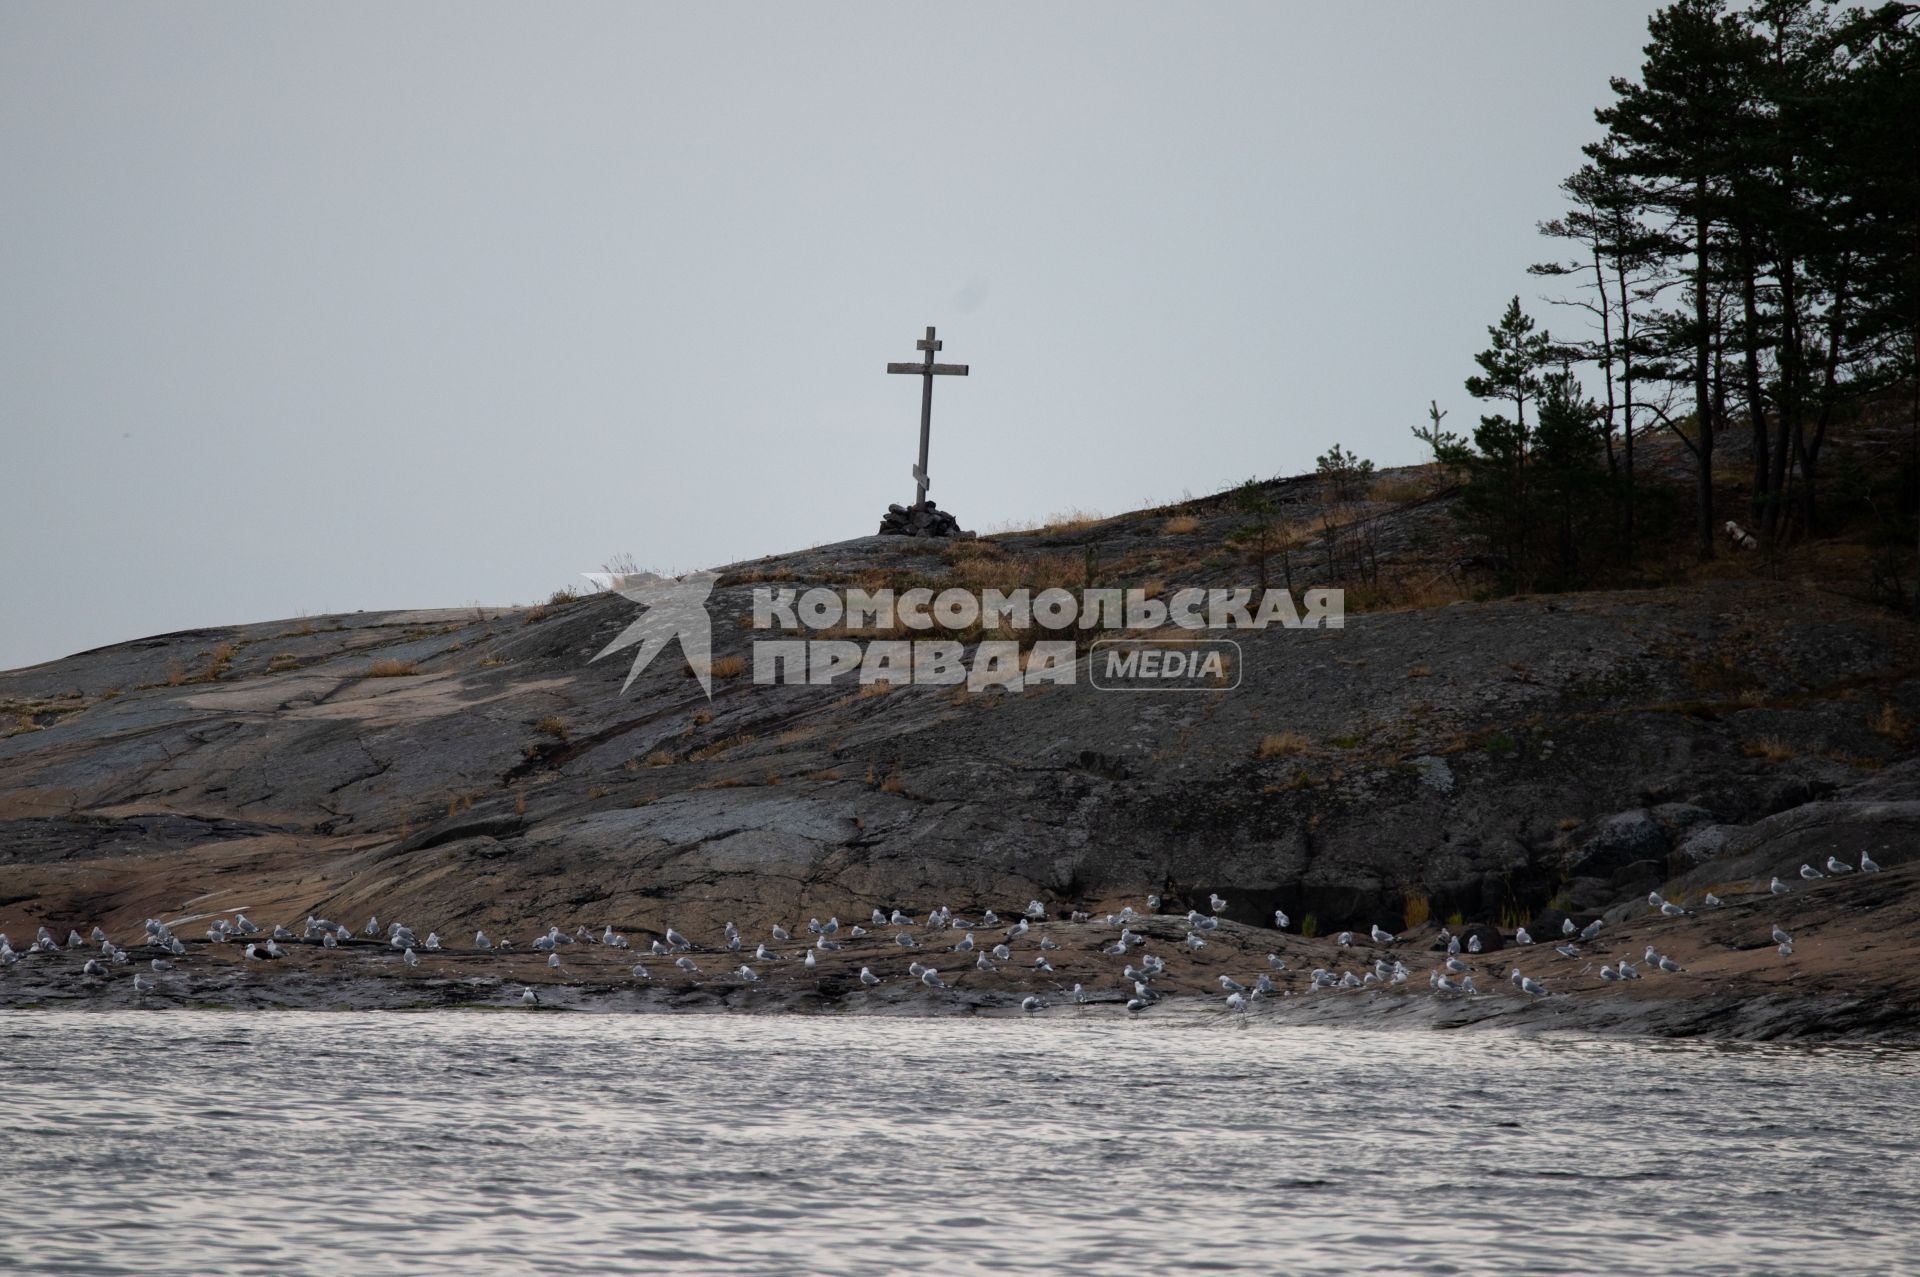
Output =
[
  {"x1": 707, "y1": 654, "x2": 747, "y2": 679},
  {"x1": 1042, "y1": 507, "x2": 1104, "y2": 534},
  {"x1": 1163, "y1": 515, "x2": 1200, "y2": 535},
  {"x1": 1872, "y1": 703, "x2": 1910, "y2": 742},
  {"x1": 366, "y1": 658, "x2": 418, "y2": 678},
  {"x1": 1743, "y1": 735, "x2": 1795, "y2": 762},
  {"x1": 1402, "y1": 890, "x2": 1431, "y2": 931},
  {"x1": 533, "y1": 715, "x2": 569, "y2": 739},
  {"x1": 645, "y1": 750, "x2": 677, "y2": 767},
  {"x1": 1406, "y1": 664, "x2": 1433, "y2": 679},
  {"x1": 1257, "y1": 731, "x2": 1311, "y2": 759}
]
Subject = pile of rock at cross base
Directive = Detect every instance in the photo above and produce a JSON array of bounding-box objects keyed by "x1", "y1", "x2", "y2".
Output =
[{"x1": 878, "y1": 500, "x2": 974, "y2": 539}]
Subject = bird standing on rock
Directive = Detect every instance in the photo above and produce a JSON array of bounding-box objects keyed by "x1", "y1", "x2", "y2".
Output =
[
  {"x1": 1515, "y1": 928, "x2": 1532, "y2": 945},
  {"x1": 1770, "y1": 877, "x2": 1790, "y2": 895},
  {"x1": 1800, "y1": 864, "x2": 1825, "y2": 880},
  {"x1": 1860, "y1": 851, "x2": 1881, "y2": 873},
  {"x1": 1826, "y1": 856, "x2": 1853, "y2": 874},
  {"x1": 1370, "y1": 925, "x2": 1395, "y2": 944}
]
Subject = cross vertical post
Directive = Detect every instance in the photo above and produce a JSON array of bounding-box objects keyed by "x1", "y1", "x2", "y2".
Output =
[{"x1": 886, "y1": 325, "x2": 968, "y2": 507}]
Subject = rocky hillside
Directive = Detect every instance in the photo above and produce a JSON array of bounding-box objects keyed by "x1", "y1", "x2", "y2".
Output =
[{"x1": 3, "y1": 469, "x2": 1918, "y2": 1034}]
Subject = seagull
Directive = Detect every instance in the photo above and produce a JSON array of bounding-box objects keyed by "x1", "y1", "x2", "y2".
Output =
[
  {"x1": 1778, "y1": 941, "x2": 1794, "y2": 956},
  {"x1": 921, "y1": 968, "x2": 945, "y2": 989},
  {"x1": 804, "y1": 949, "x2": 817, "y2": 969},
  {"x1": 1467, "y1": 934, "x2": 1483, "y2": 953},
  {"x1": 1273, "y1": 909, "x2": 1289, "y2": 929},
  {"x1": 1219, "y1": 975, "x2": 1247, "y2": 993},
  {"x1": 736, "y1": 965, "x2": 758, "y2": 982},
  {"x1": 83, "y1": 958, "x2": 106, "y2": 976},
  {"x1": 1703, "y1": 894, "x2": 1722, "y2": 907},
  {"x1": 548, "y1": 953, "x2": 561, "y2": 968},
  {"x1": 1039, "y1": 936, "x2": 1059, "y2": 951},
  {"x1": 1657, "y1": 954, "x2": 1685, "y2": 973},
  {"x1": 1580, "y1": 919, "x2": 1604, "y2": 941},
  {"x1": 890, "y1": 910, "x2": 913, "y2": 925},
  {"x1": 522, "y1": 987, "x2": 539, "y2": 1005},
  {"x1": 676, "y1": 956, "x2": 700, "y2": 973},
  {"x1": 475, "y1": 931, "x2": 493, "y2": 949},
  {"x1": 1210, "y1": 894, "x2": 1228, "y2": 913},
  {"x1": 1660, "y1": 902, "x2": 1687, "y2": 917},
  {"x1": 1073, "y1": 983, "x2": 1089, "y2": 1003},
  {"x1": 364, "y1": 916, "x2": 379, "y2": 937},
  {"x1": 1617, "y1": 959, "x2": 1641, "y2": 980},
  {"x1": 1126, "y1": 997, "x2": 1148, "y2": 1012},
  {"x1": 404, "y1": 948, "x2": 419, "y2": 967},
  {"x1": 1770, "y1": 877, "x2": 1790, "y2": 895},
  {"x1": 1447, "y1": 934, "x2": 1462, "y2": 955},
  {"x1": 133, "y1": 972, "x2": 145, "y2": 992},
  {"x1": 1147, "y1": 895, "x2": 1161, "y2": 911},
  {"x1": 425, "y1": 932, "x2": 441, "y2": 949},
  {"x1": 1022, "y1": 995, "x2": 1045, "y2": 1012},
  {"x1": 151, "y1": 958, "x2": 174, "y2": 972},
  {"x1": 604, "y1": 926, "x2": 629, "y2": 948},
  {"x1": 1555, "y1": 944, "x2": 1580, "y2": 958},
  {"x1": 894, "y1": 933, "x2": 917, "y2": 949},
  {"x1": 665, "y1": 927, "x2": 691, "y2": 950},
  {"x1": 909, "y1": 961, "x2": 930, "y2": 978},
  {"x1": 755, "y1": 944, "x2": 778, "y2": 961},
  {"x1": 322, "y1": 932, "x2": 338, "y2": 949},
  {"x1": 650, "y1": 940, "x2": 671, "y2": 956},
  {"x1": 772, "y1": 924, "x2": 790, "y2": 940},
  {"x1": 816, "y1": 937, "x2": 842, "y2": 952},
  {"x1": 1370, "y1": 925, "x2": 1395, "y2": 944},
  {"x1": 1772, "y1": 925, "x2": 1793, "y2": 946},
  {"x1": 533, "y1": 934, "x2": 557, "y2": 952},
  {"x1": 1511, "y1": 969, "x2": 1547, "y2": 997},
  {"x1": 987, "y1": 943, "x2": 1009, "y2": 961},
  {"x1": 824, "y1": 916, "x2": 840, "y2": 934},
  {"x1": 976, "y1": 954, "x2": 996, "y2": 972},
  {"x1": 1860, "y1": 851, "x2": 1881, "y2": 873},
  {"x1": 1267, "y1": 953, "x2": 1287, "y2": 971},
  {"x1": 1332, "y1": 931, "x2": 1351, "y2": 947},
  {"x1": 1649, "y1": 891, "x2": 1666, "y2": 907},
  {"x1": 1827, "y1": 856, "x2": 1853, "y2": 874},
  {"x1": 860, "y1": 967, "x2": 881, "y2": 986},
  {"x1": 1434, "y1": 973, "x2": 1464, "y2": 994},
  {"x1": 1515, "y1": 927, "x2": 1532, "y2": 945},
  {"x1": 1444, "y1": 955, "x2": 1470, "y2": 974},
  {"x1": 1255, "y1": 973, "x2": 1276, "y2": 995},
  {"x1": 1800, "y1": 864, "x2": 1824, "y2": 880},
  {"x1": 1034, "y1": 956, "x2": 1053, "y2": 972},
  {"x1": 1026, "y1": 901, "x2": 1046, "y2": 920},
  {"x1": 1224, "y1": 991, "x2": 1248, "y2": 1011},
  {"x1": 1561, "y1": 917, "x2": 1576, "y2": 936},
  {"x1": 1600, "y1": 964, "x2": 1620, "y2": 981},
  {"x1": 632, "y1": 963, "x2": 650, "y2": 979},
  {"x1": 1185, "y1": 933, "x2": 1206, "y2": 951}
]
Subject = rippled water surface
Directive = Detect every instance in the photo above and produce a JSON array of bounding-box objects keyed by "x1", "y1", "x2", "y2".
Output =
[{"x1": 2, "y1": 1012, "x2": 1916, "y2": 1275}]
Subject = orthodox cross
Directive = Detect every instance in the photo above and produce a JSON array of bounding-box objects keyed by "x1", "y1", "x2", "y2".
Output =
[{"x1": 886, "y1": 325, "x2": 968, "y2": 506}]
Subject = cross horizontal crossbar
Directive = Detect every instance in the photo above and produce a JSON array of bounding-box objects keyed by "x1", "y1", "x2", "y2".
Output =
[{"x1": 886, "y1": 362, "x2": 969, "y2": 376}]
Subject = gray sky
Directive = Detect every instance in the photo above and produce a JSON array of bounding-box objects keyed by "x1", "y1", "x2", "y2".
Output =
[{"x1": 0, "y1": 2, "x2": 1660, "y2": 672}]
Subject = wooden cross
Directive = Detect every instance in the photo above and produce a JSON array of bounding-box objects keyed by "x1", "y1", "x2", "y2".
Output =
[{"x1": 886, "y1": 325, "x2": 968, "y2": 506}]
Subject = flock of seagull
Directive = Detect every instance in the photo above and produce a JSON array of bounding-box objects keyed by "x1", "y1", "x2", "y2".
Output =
[{"x1": 0, "y1": 853, "x2": 1883, "y2": 1011}]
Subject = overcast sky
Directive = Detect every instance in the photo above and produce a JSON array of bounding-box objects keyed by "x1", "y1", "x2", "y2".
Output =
[{"x1": 0, "y1": 2, "x2": 1662, "y2": 671}]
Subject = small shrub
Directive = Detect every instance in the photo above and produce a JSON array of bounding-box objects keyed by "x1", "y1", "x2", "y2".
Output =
[
  {"x1": 533, "y1": 715, "x2": 568, "y2": 739},
  {"x1": 367, "y1": 659, "x2": 418, "y2": 678},
  {"x1": 548, "y1": 586, "x2": 579, "y2": 607},
  {"x1": 691, "y1": 708, "x2": 714, "y2": 726},
  {"x1": 1402, "y1": 890, "x2": 1431, "y2": 931},
  {"x1": 523, "y1": 604, "x2": 550, "y2": 624},
  {"x1": 1743, "y1": 736, "x2": 1795, "y2": 762},
  {"x1": 1257, "y1": 731, "x2": 1310, "y2": 759},
  {"x1": 879, "y1": 774, "x2": 905, "y2": 794},
  {"x1": 645, "y1": 750, "x2": 676, "y2": 767},
  {"x1": 204, "y1": 643, "x2": 237, "y2": 680},
  {"x1": 708, "y1": 654, "x2": 746, "y2": 679},
  {"x1": 1445, "y1": 910, "x2": 1465, "y2": 928},
  {"x1": 1299, "y1": 914, "x2": 1319, "y2": 938}
]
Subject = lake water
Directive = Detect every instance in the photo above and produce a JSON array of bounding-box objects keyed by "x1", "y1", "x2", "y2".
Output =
[{"x1": 2, "y1": 1012, "x2": 1915, "y2": 1275}]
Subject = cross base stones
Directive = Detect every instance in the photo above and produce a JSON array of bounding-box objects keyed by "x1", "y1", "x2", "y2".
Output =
[{"x1": 878, "y1": 500, "x2": 973, "y2": 539}]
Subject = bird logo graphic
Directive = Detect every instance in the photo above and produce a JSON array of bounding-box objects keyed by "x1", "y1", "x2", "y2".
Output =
[{"x1": 584, "y1": 569, "x2": 722, "y2": 697}]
